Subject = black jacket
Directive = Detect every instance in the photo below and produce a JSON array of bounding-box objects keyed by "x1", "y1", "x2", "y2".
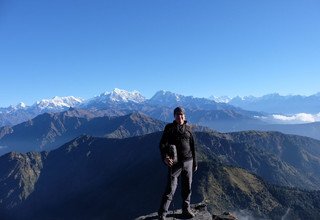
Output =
[{"x1": 159, "y1": 120, "x2": 197, "y2": 167}]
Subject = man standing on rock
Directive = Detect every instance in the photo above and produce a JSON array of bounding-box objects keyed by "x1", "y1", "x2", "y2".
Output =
[{"x1": 158, "y1": 107, "x2": 197, "y2": 220}]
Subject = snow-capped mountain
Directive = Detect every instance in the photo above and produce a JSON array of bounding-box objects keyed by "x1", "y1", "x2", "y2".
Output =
[
  {"x1": 14, "y1": 102, "x2": 27, "y2": 109},
  {"x1": 148, "y1": 90, "x2": 183, "y2": 105},
  {"x1": 148, "y1": 90, "x2": 223, "y2": 110},
  {"x1": 211, "y1": 92, "x2": 320, "y2": 115},
  {"x1": 228, "y1": 93, "x2": 320, "y2": 114},
  {"x1": 147, "y1": 90, "x2": 257, "y2": 115},
  {"x1": 3, "y1": 88, "x2": 320, "y2": 130},
  {"x1": 32, "y1": 96, "x2": 84, "y2": 110},
  {"x1": 0, "y1": 96, "x2": 84, "y2": 127},
  {"x1": 2, "y1": 88, "x2": 320, "y2": 140},
  {"x1": 209, "y1": 95, "x2": 231, "y2": 103},
  {"x1": 81, "y1": 88, "x2": 146, "y2": 109},
  {"x1": 103, "y1": 88, "x2": 145, "y2": 103},
  {"x1": 0, "y1": 102, "x2": 28, "y2": 114}
]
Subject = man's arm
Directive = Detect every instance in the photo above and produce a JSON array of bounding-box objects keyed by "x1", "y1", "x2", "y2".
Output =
[
  {"x1": 190, "y1": 132, "x2": 197, "y2": 172},
  {"x1": 159, "y1": 124, "x2": 173, "y2": 166}
]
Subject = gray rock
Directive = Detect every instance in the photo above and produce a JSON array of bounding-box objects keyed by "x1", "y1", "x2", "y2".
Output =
[{"x1": 135, "y1": 204, "x2": 212, "y2": 220}]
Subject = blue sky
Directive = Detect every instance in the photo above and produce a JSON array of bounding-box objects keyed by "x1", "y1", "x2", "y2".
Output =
[{"x1": 1, "y1": 0, "x2": 319, "y2": 107}]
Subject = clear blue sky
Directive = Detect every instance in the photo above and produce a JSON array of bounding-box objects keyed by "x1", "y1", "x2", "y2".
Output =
[{"x1": 1, "y1": 0, "x2": 319, "y2": 107}]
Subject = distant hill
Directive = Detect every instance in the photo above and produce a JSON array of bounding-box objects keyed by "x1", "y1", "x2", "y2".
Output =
[
  {"x1": 196, "y1": 130, "x2": 320, "y2": 190},
  {"x1": 252, "y1": 121, "x2": 320, "y2": 141},
  {"x1": 0, "y1": 109, "x2": 166, "y2": 155},
  {"x1": 0, "y1": 132, "x2": 320, "y2": 219}
]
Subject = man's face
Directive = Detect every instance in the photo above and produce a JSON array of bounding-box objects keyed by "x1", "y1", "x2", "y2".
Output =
[{"x1": 174, "y1": 113, "x2": 185, "y2": 125}]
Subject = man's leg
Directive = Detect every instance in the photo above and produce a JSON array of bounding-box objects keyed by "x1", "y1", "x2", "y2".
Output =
[
  {"x1": 158, "y1": 164, "x2": 182, "y2": 216},
  {"x1": 181, "y1": 160, "x2": 193, "y2": 214}
]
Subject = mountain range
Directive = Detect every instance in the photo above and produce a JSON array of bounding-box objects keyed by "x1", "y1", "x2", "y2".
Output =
[
  {"x1": 0, "y1": 88, "x2": 266, "y2": 127},
  {"x1": 0, "y1": 96, "x2": 83, "y2": 127},
  {"x1": 0, "y1": 109, "x2": 166, "y2": 155},
  {"x1": 3, "y1": 90, "x2": 320, "y2": 121},
  {"x1": 0, "y1": 131, "x2": 320, "y2": 219},
  {"x1": 1, "y1": 111, "x2": 320, "y2": 191},
  {"x1": 1, "y1": 88, "x2": 320, "y2": 141},
  {"x1": 196, "y1": 130, "x2": 320, "y2": 190},
  {"x1": 1, "y1": 90, "x2": 320, "y2": 219},
  {"x1": 212, "y1": 92, "x2": 320, "y2": 114}
]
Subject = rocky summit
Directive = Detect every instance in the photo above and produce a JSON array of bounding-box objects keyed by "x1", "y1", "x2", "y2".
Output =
[
  {"x1": 134, "y1": 204, "x2": 238, "y2": 220},
  {"x1": 135, "y1": 204, "x2": 212, "y2": 220}
]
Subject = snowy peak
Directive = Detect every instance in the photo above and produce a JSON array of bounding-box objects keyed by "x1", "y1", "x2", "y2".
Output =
[
  {"x1": 209, "y1": 95, "x2": 231, "y2": 103},
  {"x1": 148, "y1": 90, "x2": 225, "y2": 111},
  {"x1": 149, "y1": 90, "x2": 184, "y2": 104},
  {"x1": 16, "y1": 102, "x2": 27, "y2": 109},
  {"x1": 81, "y1": 88, "x2": 146, "y2": 109},
  {"x1": 10, "y1": 102, "x2": 28, "y2": 110},
  {"x1": 231, "y1": 93, "x2": 305, "y2": 103},
  {"x1": 228, "y1": 93, "x2": 320, "y2": 114},
  {"x1": 97, "y1": 88, "x2": 146, "y2": 103},
  {"x1": 109, "y1": 88, "x2": 145, "y2": 103},
  {"x1": 34, "y1": 96, "x2": 84, "y2": 110},
  {"x1": 0, "y1": 102, "x2": 28, "y2": 114}
]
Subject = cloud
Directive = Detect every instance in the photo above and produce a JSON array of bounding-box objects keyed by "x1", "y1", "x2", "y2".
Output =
[
  {"x1": 272, "y1": 113, "x2": 320, "y2": 123},
  {"x1": 0, "y1": 146, "x2": 8, "y2": 149},
  {"x1": 255, "y1": 113, "x2": 320, "y2": 124}
]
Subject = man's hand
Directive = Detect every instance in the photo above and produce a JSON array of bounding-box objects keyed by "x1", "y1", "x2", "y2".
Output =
[
  {"x1": 193, "y1": 165, "x2": 198, "y2": 172},
  {"x1": 164, "y1": 155, "x2": 174, "y2": 167}
]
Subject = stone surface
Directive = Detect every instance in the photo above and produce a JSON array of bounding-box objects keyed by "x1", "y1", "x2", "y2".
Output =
[
  {"x1": 212, "y1": 212, "x2": 238, "y2": 220},
  {"x1": 135, "y1": 204, "x2": 239, "y2": 220},
  {"x1": 135, "y1": 204, "x2": 212, "y2": 220}
]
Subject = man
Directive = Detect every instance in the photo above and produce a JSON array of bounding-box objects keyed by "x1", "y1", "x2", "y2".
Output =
[{"x1": 158, "y1": 107, "x2": 197, "y2": 220}]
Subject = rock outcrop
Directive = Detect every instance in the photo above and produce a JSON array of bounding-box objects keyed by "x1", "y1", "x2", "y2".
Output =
[{"x1": 135, "y1": 204, "x2": 238, "y2": 220}]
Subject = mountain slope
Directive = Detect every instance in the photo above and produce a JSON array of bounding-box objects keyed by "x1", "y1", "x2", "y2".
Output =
[
  {"x1": 0, "y1": 132, "x2": 319, "y2": 219},
  {"x1": 2, "y1": 109, "x2": 320, "y2": 191},
  {"x1": 0, "y1": 151, "x2": 46, "y2": 209},
  {"x1": 196, "y1": 130, "x2": 320, "y2": 190},
  {"x1": 253, "y1": 121, "x2": 320, "y2": 141},
  {"x1": 0, "y1": 109, "x2": 166, "y2": 155}
]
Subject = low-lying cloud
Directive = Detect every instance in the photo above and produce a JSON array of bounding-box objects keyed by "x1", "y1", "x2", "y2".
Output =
[
  {"x1": 273, "y1": 113, "x2": 320, "y2": 123},
  {"x1": 256, "y1": 112, "x2": 320, "y2": 124}
]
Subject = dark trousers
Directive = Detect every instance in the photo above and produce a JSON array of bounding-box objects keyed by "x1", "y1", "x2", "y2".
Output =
[{"x1": 158, "y1": 159, "x2": 193, "y2": 215}]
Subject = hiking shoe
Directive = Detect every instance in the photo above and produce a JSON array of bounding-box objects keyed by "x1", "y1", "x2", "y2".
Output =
[{"x1": 182, "y1": 209, "x2": 195, "y2": 218}]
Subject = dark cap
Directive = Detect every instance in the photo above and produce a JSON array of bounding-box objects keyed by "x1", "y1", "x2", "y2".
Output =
[{"x1": 174, "y1": 106, "x2": 185, "y2": 116}]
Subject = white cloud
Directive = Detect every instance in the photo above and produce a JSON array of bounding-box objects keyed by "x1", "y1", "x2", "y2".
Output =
[
  {"x1": 273, "y1": 113, "x2": 317, "y2": 123},
  {"x1": 255, "y1": 113, "x2": 320, "y2": 124}
]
